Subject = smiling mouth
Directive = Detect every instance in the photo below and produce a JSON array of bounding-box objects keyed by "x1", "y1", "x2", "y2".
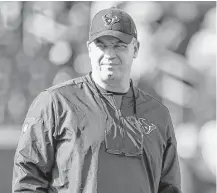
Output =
[
  {"x1": 103, "y1": 63, "x2": 118, "y2": 66},
  {"x1": 104, "y1": 65, "x2": 117, "y2": 69}
]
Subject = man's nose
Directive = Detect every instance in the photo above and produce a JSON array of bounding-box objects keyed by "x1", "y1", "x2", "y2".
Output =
[{"x1": 104, "y1": 46, "x2": 116, "y2": 59}]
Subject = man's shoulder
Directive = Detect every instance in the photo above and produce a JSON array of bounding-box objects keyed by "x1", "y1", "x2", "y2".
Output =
[
  {"x1": 33, "y1": 75, "x2": 90, "y2": 104},
  {"x1": 135, "y1": 87, "x2": 169, "y2": 114},
  {"x1": 46, "y1": 75, "x2": 88, "y2": 94}
]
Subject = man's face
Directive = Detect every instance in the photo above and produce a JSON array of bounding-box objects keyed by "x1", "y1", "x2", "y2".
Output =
[{"x1": 87, "y1": 35, "x2": 139, "y2": 82}]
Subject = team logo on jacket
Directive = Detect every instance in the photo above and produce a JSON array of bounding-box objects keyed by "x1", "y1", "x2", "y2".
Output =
[
  {"x1": 126, "y1": 116, "x2": 157, "y2": 135},
  {"x1": 106, "y1": 116, "x2": 157, "y2": 150},
  {"x1": 102, "y1": 14, "x2": 120, "y2": 27},
  {"x1": 138, "y1": 118, "x2": 157, "y2": 134}
]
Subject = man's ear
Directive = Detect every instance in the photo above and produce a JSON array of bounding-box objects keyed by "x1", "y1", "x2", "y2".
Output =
[
  {"x1": 86, "y1": 41, "x2": 91, "y2": 52},
  {"x1": 87, "y1": 41, "x2": 92, "y2": 58},
  {"x1": 133, "y1": 40, "x2": 140, "y2": 58}
]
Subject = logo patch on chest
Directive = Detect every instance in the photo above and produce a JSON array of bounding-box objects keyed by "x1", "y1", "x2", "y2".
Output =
[{"x1": 138, "y1": 118, "x2": 157, "y2": 134}]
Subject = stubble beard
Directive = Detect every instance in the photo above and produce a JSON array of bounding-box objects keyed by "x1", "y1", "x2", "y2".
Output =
[
  {"x1": 100, "y1": 66, "x2": 116, "y2": 81},
  {"x1": 108, "y1": 74, "x2": 113, "y2": 79}
]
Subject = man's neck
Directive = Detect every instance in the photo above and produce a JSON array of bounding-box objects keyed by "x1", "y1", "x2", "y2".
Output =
[{"x1": 91, "y1": 72, "x2": 130, "y2": 93}]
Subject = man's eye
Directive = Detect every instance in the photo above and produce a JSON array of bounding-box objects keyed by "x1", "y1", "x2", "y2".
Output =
[
  {"x1": 116, "y1": 44, "x2": 127, "y2": 48},
  {"x1": 96, "y1": 44, "x2": 104, "y2": 48}
]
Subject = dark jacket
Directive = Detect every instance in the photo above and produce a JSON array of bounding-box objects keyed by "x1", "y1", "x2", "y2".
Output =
[{"x1": 13, "y1": 73, "x2": 182, "y2": 193}]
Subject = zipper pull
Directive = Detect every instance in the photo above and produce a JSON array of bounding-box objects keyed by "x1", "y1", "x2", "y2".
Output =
[{"x1": 117, "y1": 109, "x2": 122, "y2": 117}]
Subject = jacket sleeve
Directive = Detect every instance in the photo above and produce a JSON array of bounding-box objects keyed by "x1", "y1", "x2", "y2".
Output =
[
  {"x1": 12, "y1": 91, "x2": 57, "y2": 192},
  {"x1": 158, "y1": 113, "x2": 182, "y2": 193}
]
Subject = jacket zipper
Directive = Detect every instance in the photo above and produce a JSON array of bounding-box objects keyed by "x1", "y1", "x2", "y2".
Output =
[
  {"x1": 110, "y1": 95, "x2": 125, "y2": 152},
  {"x1": 110, "y1": 95, "x2": 122, "y2": 118}
]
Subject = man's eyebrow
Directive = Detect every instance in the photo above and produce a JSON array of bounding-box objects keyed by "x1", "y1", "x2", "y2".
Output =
[
  {"x1": 94, "y1": 39, "x2": 126, "y2": 45},
  {"x1": 116, "y1": 41, "x2": 126, "y2": 44}
]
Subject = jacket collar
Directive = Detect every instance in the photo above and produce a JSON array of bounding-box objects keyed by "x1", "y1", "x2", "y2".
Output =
[{"x1": 85, "y1": 72, "x2": 137, "y2": 99}]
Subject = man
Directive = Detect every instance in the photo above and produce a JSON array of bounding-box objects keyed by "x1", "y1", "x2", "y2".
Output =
[{"x1": 13, "y1": 7, "x2": 182, "y2": 193}]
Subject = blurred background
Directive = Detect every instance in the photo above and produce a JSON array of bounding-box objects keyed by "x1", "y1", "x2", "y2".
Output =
[{"x1": 0, "y1": 1, "x2": 216, "y2": 193}]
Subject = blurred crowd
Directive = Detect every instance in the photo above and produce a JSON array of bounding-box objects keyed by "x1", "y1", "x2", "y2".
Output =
[{"x1": 0, "y1": 1, "x2": 216, "y2": 193}]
